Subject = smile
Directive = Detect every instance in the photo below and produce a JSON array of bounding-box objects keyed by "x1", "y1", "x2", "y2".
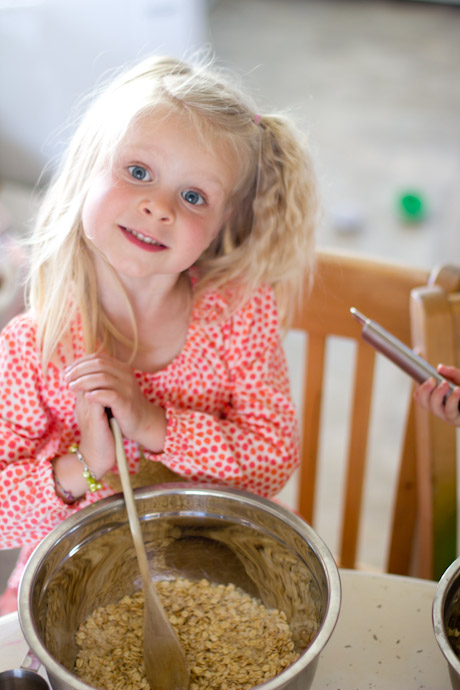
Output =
[{"x1": 120, "y1": 226, "x2": 167, "y2": 248}]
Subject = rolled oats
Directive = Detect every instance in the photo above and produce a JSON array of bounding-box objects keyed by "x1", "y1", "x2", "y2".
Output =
[{"x1": 75, "y1": 577, "x2": 304, "y2": 689}]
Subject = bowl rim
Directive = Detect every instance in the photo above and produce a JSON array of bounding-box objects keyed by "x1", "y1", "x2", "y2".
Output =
[
  {"x1": 433, "y1": 555, "x2": 460, "y2": 674},
  {"x1": 19, "y1": 483, "x2": 342, "y2": 690}
]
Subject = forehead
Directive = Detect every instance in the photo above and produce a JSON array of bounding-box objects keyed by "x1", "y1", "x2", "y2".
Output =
[
  {"x1": 124, "y1": 110, "x2": 231, "y2": 159},
  {"x1": 121, "y1": 109, "x2": 246, "y2": 189}
]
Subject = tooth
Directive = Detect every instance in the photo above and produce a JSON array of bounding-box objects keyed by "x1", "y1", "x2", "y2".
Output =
[{"x1": 127, "y1": 227, "x2": 161, "y2": 246}]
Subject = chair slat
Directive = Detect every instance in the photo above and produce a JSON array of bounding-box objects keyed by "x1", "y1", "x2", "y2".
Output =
[
  {"x1": 298, "y1": 332, "x2": 326, "y2": 523},
  {"x1": 387, "y1": 398, "x2": 418, "y2": 575},
  {"x1": 340, "y1": 341, "x2": 375, "y2": 568}
]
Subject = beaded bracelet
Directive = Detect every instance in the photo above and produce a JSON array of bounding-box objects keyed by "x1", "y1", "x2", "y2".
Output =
[
  {"x1": 69, "y1": 443, "x2": 103, "y2": 493},
  {"x1": 52, "y1": 466, "x2": 77, "y2": 504}
]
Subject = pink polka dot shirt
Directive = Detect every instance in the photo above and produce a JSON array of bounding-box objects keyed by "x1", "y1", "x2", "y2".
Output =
[{"x1": 0, "y1": 283, "x2": 300, "y2": 552}]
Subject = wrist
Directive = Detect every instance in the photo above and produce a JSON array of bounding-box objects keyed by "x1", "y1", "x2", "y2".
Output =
[
  {"x1": 69, "y1": 444, "x2": 103, "y2": 493},
  {"x1": 52, "y1": 453, "x2": 88, "y2": 501},
  {"x1": 136, "y1": 405, "x2": 167, "y2": 453},
  {"x1": 52, "y1": 460, "x2": 78, "y2": 504},
  {"x1": 53, "y1": 447, "x2": 104, "y2": 502}
]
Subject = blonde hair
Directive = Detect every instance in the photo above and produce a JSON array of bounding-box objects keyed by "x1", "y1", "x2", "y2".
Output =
[{"x1": 26, "y1": 55, "x2": 318, "y2": 369}]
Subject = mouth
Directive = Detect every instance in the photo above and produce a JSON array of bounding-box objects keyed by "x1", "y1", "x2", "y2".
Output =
[{"x1": 120, "y1": 225, "x2": 168, "y2": 250}]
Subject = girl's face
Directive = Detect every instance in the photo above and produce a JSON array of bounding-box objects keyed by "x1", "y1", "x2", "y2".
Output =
[{"x1": 81, "y1": 111, "x2": 239, "y2": 285}]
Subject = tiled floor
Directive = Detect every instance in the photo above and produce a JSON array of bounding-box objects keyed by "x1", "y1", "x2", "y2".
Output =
[{"x1": 1, "y1": 0, "x2": 460, "y2": 592}]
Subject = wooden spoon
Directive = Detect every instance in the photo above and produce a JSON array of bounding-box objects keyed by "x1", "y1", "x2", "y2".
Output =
[{"x1": 109, "y1": 414, "x2": 190, "y2": 690}]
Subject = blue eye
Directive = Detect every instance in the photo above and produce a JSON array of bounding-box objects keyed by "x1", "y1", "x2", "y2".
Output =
[
  {"x1": 182, "y1": 189, "x2": 204, "y2": 205},
  {"x1": 128, "y1": 165, "x2": 151, "y2": 181}
]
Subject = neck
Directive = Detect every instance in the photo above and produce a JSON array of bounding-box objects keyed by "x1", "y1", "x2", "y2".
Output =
[
  {"x1": 97, "y1": 270, "x2": 193, "y2": 368},
  {"x1": 97, "y1": 262, "x2": 184, "y2": 322}
]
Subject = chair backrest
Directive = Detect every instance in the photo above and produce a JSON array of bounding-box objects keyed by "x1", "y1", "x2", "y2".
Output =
[
  {"x1": 290, "y1": 248, "x2": 429, "y2": 575},
  {"x1": 410, "y1": 264, "x2": 460, "y2": 580}
]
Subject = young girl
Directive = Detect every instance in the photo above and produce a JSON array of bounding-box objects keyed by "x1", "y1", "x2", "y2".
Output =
[
  {"x1": 0, "y1": 55, "x2": 318, "y2": 612},
  {"x1": 414, "y1": 364, "x2": 460, "y2": 426}
]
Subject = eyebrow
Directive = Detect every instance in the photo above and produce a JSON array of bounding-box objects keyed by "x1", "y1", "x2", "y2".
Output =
[{"x1": 122, "y1": 143, "x2": 230, "y2": 195}]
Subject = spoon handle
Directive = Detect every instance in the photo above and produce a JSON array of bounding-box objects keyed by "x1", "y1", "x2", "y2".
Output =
[
  {"x1": 109, "y1": 416, "x2": 156, "y2": 591},
  {"x1": 108, "y1": 414, "x2": 190, "y2": 690}
]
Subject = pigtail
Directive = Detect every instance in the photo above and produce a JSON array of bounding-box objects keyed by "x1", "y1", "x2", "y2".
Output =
[
  {"x1": 250, "y1": 115, "x2": 318, "y2": 327},
  {"x1": 197, "y1": 114, "x2": 318, "y2": 330}
]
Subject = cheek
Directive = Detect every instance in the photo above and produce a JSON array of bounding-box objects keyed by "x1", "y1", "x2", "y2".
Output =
[
  {"x1": 205, "y1": 204, "x2": 232, "y2": 241},
  {"x1": 81, "y1": 197, "x2": 96, "y2": 240},
  {"x1": 205, "y1": 208, "x2": 231, "y2": 248},
  {"x1": 201, "y1": 220, "x2": 223, "y2": 251},
  {"x1": 81, "y1": 185, "x2": 111, "y2": 240},
  {"x1": 215, "y1": 205, "x2": 233, "y2": 239},
  {"x1": 184, "y1": 215, "x2": 216, "y2": 245}
]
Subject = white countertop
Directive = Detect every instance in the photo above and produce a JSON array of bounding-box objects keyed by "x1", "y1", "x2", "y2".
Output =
[
  {"x1": 0, "y1": 569, "x2": 451, "y2": 689},
  {"x1": 312, "y1": 569, "x2": 450, "y2": 689}
]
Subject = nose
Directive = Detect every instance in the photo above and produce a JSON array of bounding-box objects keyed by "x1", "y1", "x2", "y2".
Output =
[{"x1": 139, "y1": 191, "x2": 175, "y2": 224}]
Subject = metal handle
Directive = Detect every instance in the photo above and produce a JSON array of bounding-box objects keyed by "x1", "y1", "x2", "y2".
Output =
[{"x1": 350, "y1": 307, "x2": 456, "y2": 396}]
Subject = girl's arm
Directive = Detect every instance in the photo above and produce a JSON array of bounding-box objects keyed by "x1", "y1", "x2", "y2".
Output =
[
  {"x1": 151, "y1": 286, "x2": 300, "y2": 498},
  {"x1": 413, "y1": 364, "x2": 460, "y2": 427},
  {"x1": 0, "y1": 316, "x2": 113, "y2": 549}
]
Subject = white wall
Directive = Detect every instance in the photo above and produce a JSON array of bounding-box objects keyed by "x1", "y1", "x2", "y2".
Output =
[{"x1": 0, "y1": 0, "x2": 208, "y2": 186}]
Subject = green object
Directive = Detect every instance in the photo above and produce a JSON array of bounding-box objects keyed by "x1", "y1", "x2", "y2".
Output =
[{"x1": 398, "y1": 191, "x2": 426, "y2": 223}]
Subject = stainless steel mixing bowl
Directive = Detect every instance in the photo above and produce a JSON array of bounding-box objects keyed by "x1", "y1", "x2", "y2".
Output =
[
  {"x1": 18, "y1": 483, "x2": 341, "y2": 690},
  {"x1": 433, "y1": 556, "x2": 460, "y2": 690}
]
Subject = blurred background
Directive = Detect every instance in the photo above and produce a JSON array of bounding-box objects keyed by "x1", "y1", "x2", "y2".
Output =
[{"x1": 1, "y1": 0, "x2": 460, "y2": 586}]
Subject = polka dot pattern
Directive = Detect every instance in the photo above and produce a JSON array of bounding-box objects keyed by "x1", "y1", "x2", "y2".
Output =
[{"x1": 0, "y1": 284, "x2": 300, "y2": 555}]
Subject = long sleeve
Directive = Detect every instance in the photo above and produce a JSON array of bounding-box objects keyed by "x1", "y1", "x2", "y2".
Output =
[
  {"x1": 149, "y1": 285, "x2": 300, "y2": 497},
  {"x1": 0, "y1": 315, "x2": 111, "y2": 548}
]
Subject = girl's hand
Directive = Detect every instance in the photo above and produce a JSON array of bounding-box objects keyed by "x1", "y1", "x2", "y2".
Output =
[
  {"x1": 74, "y1": 390, "x2": 116, "y2": 478},
  {"x1": 65, "y1": 353, "x2": 167, "y2": 451},
  {"x1": 413, "y1": 364, "x2": 460, "y2": 427},
  {"x1": 53, "y1": 394, "x2": 116, "y2": 500}
]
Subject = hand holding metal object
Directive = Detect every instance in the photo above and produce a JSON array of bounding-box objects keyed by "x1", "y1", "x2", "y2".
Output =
[{"x1": 350, "y1": 307, "x2": 458, "y2": 407}]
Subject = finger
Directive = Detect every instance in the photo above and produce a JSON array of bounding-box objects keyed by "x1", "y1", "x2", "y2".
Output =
[
  {"x1": 443, "y1": 387, "x2": 460, "y2": 422},
  {"x1": 65, "y1": 352, "x2": 109, "y2": 372},
  {"x1": 437, "y1": 364, "x2": 460, "y2": 387},
  {"x1": 75, "y1": 390, "x2": 108, "y2": 416},
  {"x1": 65, "y1": 354, "x2": 122, "y2": 381},
  {"x1": 66, "y1": 361, "x2": 127, "y2": 391},
  {"x1": 414, "y1": 377, "x2": 436, "y2": 408},
  {"x1": 68, "y1": 371, "x2": 122, "y2": 394},
  {"x1": 429, "y1": 380, "x2": 452, "y2": 413},
  {"x1": 83, "y1": 387, "x2": 130, "y2": 414}
]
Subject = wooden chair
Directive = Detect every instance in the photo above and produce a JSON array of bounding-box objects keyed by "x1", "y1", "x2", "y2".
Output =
[
  {"x1": 290, "y1": 248, "x2": 429, "y2": 576},
  {"x1": 410, "y1": 264, "x2": 460, "y2": 580}
]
